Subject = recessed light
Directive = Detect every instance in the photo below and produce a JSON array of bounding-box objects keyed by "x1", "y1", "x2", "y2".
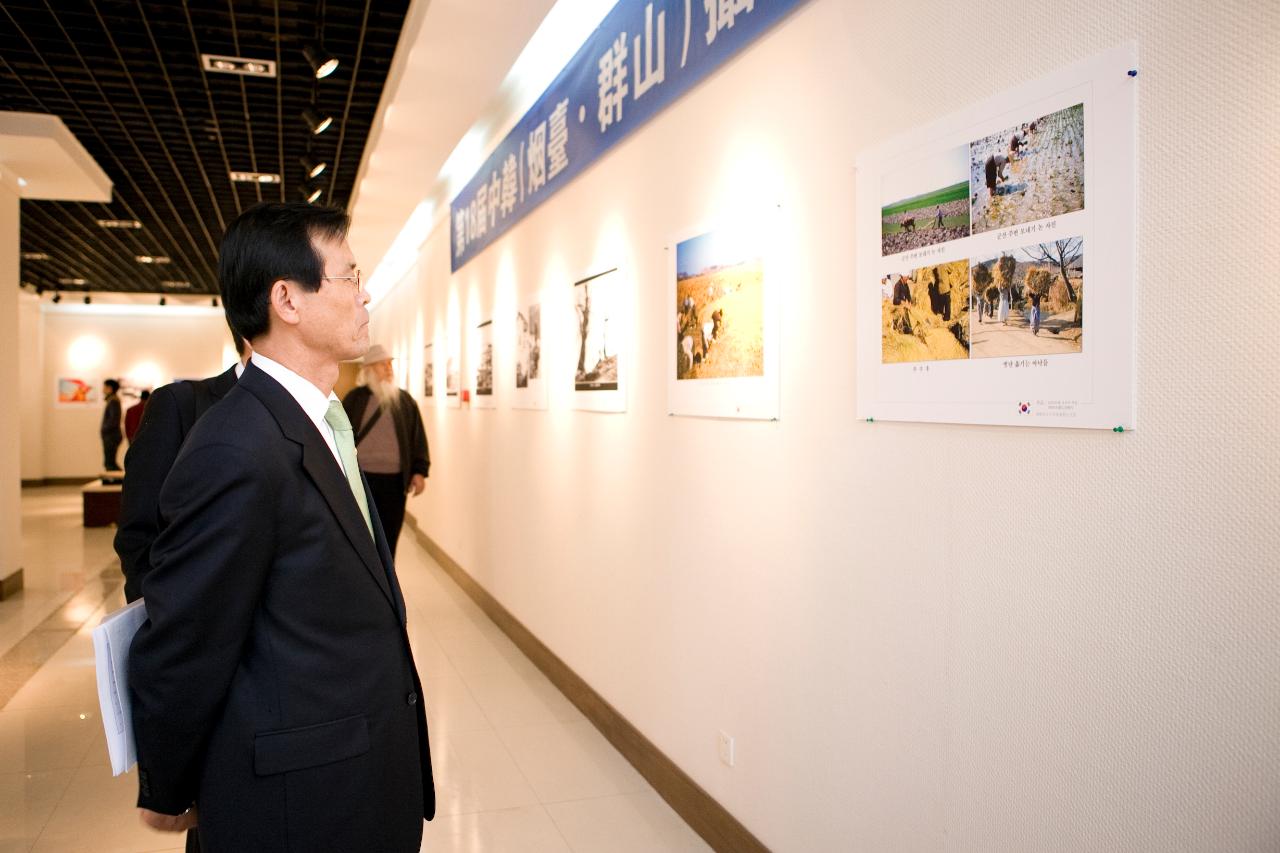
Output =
[
  {"x1": 201, "y1": 54, "x2": 277, "y2": 78},
  {"x1": 58, "y1": 277, "x2": 87, "y2": 285},
  {"x1": 136, "y1": 255, "x2": 172, "y2": 264},
  {"x1": 98, "y1": 219, "x2": 142, "y2": 229},
  {"x1": 161, "y1": 280, "x2": 192, "y2": 289},
  {"x1": 230, "y1": 171, "x2": 281, "y2": 184},
  {"x1": 22, "y1": 252, "x2": 50, "y2": 260}
]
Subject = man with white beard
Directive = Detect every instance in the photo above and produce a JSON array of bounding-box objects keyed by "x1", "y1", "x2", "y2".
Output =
[{"x1": 341, "y1": 344, "x2": 430, "y2": 556}]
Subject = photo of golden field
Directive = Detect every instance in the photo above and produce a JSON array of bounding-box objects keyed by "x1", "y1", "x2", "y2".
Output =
[{"x1": 675, "y1": 230, "x2": 764, "y2": 381}]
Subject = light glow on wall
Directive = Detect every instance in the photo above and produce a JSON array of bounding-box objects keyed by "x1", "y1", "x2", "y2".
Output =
[
  {"x1": 366, "y1": 200, "x2": 435, "y2": 307},
  {"x1": 123, "y1": 360, "x2": 165, "y2": 391},
  {"x1": 67, "y1": 335, "x2": 108, "y2": 371}
]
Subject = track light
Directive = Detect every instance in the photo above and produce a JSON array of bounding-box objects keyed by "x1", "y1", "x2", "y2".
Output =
[
  {"x1": 84, "y1": 295, "x2": 92, "y2": 305},
  {"x1": 159, "y1": 297, "x2": 167, "y2": 306},
  {"x1": 211, "y1": 297, "x2": 219, "y2": 307},
  {"x1": 301, "y1": 183, "x2": 324, "y2": 204},
  {"x1": 303, "y1": 44, "x2": 339, "y2": 79},
  {"x1": 300, "y1": 154, "x2": 327, "y2": 179},
  {"x1": 52, "y1": 292, "x2": 61, "y2": 304},
  {"x1": 302, "y1": 107, "x2": 333, "y2": 135}
]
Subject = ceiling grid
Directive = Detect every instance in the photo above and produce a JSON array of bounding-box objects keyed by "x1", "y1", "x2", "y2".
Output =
[{"x1": 1, "y1": 0, "x2": 411, "y2": 295}]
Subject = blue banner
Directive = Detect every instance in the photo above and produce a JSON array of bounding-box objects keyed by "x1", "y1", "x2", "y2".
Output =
[{"x1": 450, "y1": 0, "x2": 808, "y2": 271}]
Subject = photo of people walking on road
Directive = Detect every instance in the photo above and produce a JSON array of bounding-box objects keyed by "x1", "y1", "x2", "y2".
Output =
[{"x1": 969, "y1": 238, "x2": 1084, "y2": 359}]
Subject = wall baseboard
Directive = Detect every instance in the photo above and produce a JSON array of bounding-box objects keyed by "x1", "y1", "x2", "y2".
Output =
[
  {"x1": 404, "y1": 515, "x2": 769, "y2": 853},
  {"x1": 22, "y1": 477, "x2": 96, "y2": 487}
]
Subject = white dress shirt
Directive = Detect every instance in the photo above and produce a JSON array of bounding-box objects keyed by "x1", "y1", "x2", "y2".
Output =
[{"x1": 249, "y1": 352, "x2": 347, "y2": 474}]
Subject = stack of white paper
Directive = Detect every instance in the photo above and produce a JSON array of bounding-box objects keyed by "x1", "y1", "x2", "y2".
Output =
[{"x1": 91, "y1": 598, "x2": 147, "y2": 776}]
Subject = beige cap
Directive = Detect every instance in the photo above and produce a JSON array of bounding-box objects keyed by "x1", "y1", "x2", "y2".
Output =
[{"x1": 363, "y1": 344, "x2": 392, "y2": 365}]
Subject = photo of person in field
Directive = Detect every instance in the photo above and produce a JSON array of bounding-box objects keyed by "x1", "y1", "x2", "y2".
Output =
[
  {"x1": 675, "y1": 229, "x2": 765, "y2": 381},
  {"x1": 880, "y1": 259, "x2": 971, "y2": 363},
  {"x1": 880, "y1": 144, "x2": 971, "y2": 256},
  {"x1": 573, "y1": 269, "x2": 620, "y2": 391},
  {"x1": 970, "y1": 103, "x2": 1085, "y2": 234},
  {"x1": 969, "y1": 238, "x2": 1085, "y2": 358}
]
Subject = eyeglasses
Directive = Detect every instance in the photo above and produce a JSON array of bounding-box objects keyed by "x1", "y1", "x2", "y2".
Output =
[{"x1": 323, "y1": 269, "x2": 362, "y2": 293}]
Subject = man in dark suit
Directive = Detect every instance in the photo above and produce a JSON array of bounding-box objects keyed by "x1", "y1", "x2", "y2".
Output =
[
  {"x1": 129, "y1": 202, "x2": 434, "y2": 851},
  {"x1": 115, "y1": 334, "x2": 247, "y2": 603},
  {"x1": 100, "y1": 379, "x2": 123, "y2": 470}
]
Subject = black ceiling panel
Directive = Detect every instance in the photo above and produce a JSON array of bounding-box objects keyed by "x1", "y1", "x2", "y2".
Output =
[{"x1": 2, "y1": 0, "x2": 411, "y2": 295}]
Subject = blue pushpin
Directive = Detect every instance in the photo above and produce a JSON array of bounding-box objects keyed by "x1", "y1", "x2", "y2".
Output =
[{"x1": 1127, "y1": 69, "x2": 1138, "y2": 77}]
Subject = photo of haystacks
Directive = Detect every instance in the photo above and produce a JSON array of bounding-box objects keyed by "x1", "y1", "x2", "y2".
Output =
[
  {"x1": 515, "y1": 303, "x2": 541, "y2": 389},
  {"x1": 969, "y1": 238, "x2": 1084, "y2": 358},
  {"x1": 474, "y1": 321, "x2": 494, "y2": 396},
  {"x1": 970, "y1": 103, "x2": 1084, "y2": 234},
  {"x1": 423, "y1": 343, "x2": 434, "y2": 397},
  {"x1": 675, "y1": 230, "x2": 764, "y2": 381},
  {"x1": 573, "y1": 269, "x2": 620, "y2": 391},
  {"x1": 880, "y1": 259, "x2": 971, "y2": 363},
  {"x1": 880, "y1": 144, "x2": 971, "y2": 256}
]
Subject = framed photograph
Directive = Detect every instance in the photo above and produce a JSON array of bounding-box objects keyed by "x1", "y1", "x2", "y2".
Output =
[
  {"x1": 423, "y1": 342, "x2": 435, "y2": 399},
  {"x1": 472, "y1": 319, "x2": 496, "y2": 408},
  {"x1": 571, "y1": 268, "x2": 626, "y2": 413},
  {"x1": 513, "y1": 299, "x2": 546, "y2": 410},
  {"x1": 855, "y1": 44, "x2": 1134, "y2": 429},
  {"x1": 666, "y1": 214, "x2": 780, "y2": 420}
]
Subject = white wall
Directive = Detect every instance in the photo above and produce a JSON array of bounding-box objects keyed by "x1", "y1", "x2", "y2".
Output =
[
  {"x1": 18, "y1": 293, "x2": 45, "y2": 482},
  {"x1": 0, "y1": 182, "x2": 20, "y2": 576},
  {"x1": 368, "y1": 1, "x2": 1280, "y2": 849},
  {"x1": 29, "y1": 306, "x2": 231, "y2": 479}
]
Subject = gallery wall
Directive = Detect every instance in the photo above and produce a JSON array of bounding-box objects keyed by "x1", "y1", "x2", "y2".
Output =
[
  {"x1": 367, "y1": 0, "x2": 1279, "y2": 849},
  {"x1": 22, "y1": 305, "x2": 232, "y2": 480}
]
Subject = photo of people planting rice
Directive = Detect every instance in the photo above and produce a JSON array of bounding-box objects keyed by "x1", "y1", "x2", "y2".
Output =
[{"x1": 970, "y1": 103, "x2": 1085, "y2": 234}]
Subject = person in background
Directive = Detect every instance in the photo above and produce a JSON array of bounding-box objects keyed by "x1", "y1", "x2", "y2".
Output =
[
  {"x1": 115, "y1": 331, "x2": 250, "y2": 604},
  {"x1": 101, "y1": 379, "x2": 123, "y2": 470},
  {"x1": 342, "y1": 344, "x2": 429, "y2": 558},
  {"x1": 124, "y1": 389, "x2": 151, "y2": 443},
  {"x1": 129, "y1": 202, "x2": 433, "y2": 850}
]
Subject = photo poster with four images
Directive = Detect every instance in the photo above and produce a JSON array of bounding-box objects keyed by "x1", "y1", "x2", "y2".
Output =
[{"x1": 855, "y1": 43, "x2": 1136, "y2": 430}]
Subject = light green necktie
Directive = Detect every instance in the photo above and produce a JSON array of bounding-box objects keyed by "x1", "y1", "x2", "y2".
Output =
[{"x1": 324, "y1": 400, "x2": 375, "y2": 539}]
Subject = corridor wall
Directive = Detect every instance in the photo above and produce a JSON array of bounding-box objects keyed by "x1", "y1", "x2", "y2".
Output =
[
  {"x1": 367, "y1": 0, "x2": 1280, "y2": 849},
  {"x1": 23, "y1": 306, "x2": 231, "y2": 480}
]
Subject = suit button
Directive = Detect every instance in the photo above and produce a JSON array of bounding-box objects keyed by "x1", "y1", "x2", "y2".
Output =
[{"x1": 406, "y1": 692, "x2": 418, "y2": 705}]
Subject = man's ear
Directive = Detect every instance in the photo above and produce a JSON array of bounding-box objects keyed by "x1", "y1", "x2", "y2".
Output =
[{"x1": 268, "y1": 278, "x2": 303, "y2": 328}]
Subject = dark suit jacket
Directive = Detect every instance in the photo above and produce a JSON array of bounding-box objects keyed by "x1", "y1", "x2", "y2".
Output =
[
  {"x1": 128, "y1": 363, "x2": 434, "y2": 852},
  {"x1": 114, "y1": 366, "x2": 238, "y2": 602},
  {"x1": 101, "y1": 394, "x2": 123, "y2": 438},
  {"x1": 341, "y1": 385, "x2": 430, "y2": 492}
]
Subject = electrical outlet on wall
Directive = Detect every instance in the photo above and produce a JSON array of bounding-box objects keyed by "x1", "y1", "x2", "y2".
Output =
[{"x1": 718, "y1": 731, "x2": 735, "y2": 767}]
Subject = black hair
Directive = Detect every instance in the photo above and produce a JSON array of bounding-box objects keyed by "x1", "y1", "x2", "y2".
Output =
[
  {"x1": 104, "y1": 379, "x2": 120, "y2": 392},
  {"x1": 140, "y1": 389, "x2": 151, "y2": 400},
  {"x1": 217, "y1": 202, "x2": 350, "y2": 341},
  {"x1": 231, "y1": 325, "x2": 247, "y2": 358}
]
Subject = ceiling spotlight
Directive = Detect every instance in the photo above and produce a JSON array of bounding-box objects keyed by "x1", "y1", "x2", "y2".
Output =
[
  {"x1": 230, "y1": 171, "x2": 281, "y2": 184},
  {"x1": 22, "y1": 252, "x2": 50, "y2": 261},
  {"x1": 52, "y1": 292, "x2": 61, "y2": 304},
  {"x1": 84, "y1": 295, "x2": 92, "y2": 305},
  {"x1": 300, "y1": 154, "x2": 327, "y2": 179},
  {"x1": 97, "y1": 219, "x2": 142, "y2": 229},
  {"x1": 302, "y1": 108, "x2": 333, "y2": 135},
  {"x1": 211, "y1": 297, "x2": 219, "y2": 307},
  {"x1": 302, "y1": 183, "x2": 324, "y2": 203},
  {"x1": 302, "y1": 44, "x2": 339, "y2": 79},
  {"x1": 159, "y1": 297, "x2": 167, "y2": 306},
  {"x1": 58, "y1": 277, "x2": 87, "y2": 285},
  {"x1": 136, "y1": 255, "x2": 172, "y2": 264}
]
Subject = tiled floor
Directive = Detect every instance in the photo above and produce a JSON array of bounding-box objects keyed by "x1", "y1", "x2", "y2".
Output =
[{"x1": 1, "y1": 487, "x2": 710, "y2": 852}]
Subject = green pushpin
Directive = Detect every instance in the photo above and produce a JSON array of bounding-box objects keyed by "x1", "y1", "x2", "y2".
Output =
[{"x1": 1113, "y1": 425, "x2": 1125, "y2": 433}]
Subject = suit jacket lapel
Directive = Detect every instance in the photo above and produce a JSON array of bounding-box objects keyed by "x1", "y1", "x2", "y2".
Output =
[{"x1": 239, "y1": 364, "x2": 396, "y2": 611}]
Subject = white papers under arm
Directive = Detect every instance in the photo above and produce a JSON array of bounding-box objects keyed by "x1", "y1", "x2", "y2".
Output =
[{"x1": 91, "y1": 598, "x2": 148, "y2": 776}]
